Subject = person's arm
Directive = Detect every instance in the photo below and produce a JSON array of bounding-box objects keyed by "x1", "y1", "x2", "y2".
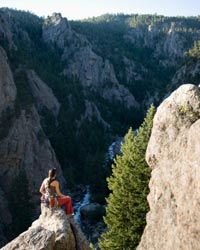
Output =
[
  {"x1": 54, "y1": 181, "x2": 64, "y2": 197},
  {"x1": 39, "y1": 180, "x2": 46, "y2": 196}
]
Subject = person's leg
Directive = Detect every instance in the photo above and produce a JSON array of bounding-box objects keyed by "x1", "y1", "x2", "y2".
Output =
[{"x1": 58, "y1": 196, "x2": 73, "y2": 214}]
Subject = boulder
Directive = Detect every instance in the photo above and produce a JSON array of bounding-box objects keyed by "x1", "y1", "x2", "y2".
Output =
[
  {"x1": 2, "y1": 205, "x2": 90, "y2": 250},
  {"x1": 138, "y1": 84, "x2": 200, "y2": 250}
]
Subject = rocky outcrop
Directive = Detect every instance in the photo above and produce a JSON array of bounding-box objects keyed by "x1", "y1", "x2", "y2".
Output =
[
  {"x1": 0, "y1": 10, "x2": 16, "y2": 50},
  {"x1": 43, "y1": 13, "x2": 73, "y2": 49},
  {"x1": 0, "y1": 106, "x2": 65, "y2": 204},
  {"x1": 63, "y1": 48, "x2": 118, "y2": 87},
  {"x1": 170, "y1": 56, "x2": 200, "y2": 92},
  {"x1": 2, "y1": 205, "x2": 90, "y2": 250},
  {"x1": 102, "y1": 83, "x2": 139, "y2": 108},
  {"x1": 27, "y1": 70, "x2": 60, "y2": 116},
  {"x1": 43, "y1": 13, "x2": 139, "y2": 108},
  {"x1": 76, "y1": 100, "x2": 110, "y2": 130},
  {"x1": 125, "y1": 21, "x2": 200, "y2": 67},
  {"x1": 0, "y1": 46, "x2": 16, "y2": 115},
  {"x1": 138, "y1": 84, "x2": 200, "y2": 250},
  {"x1": 0, "y1": 104, "x2": 66, "y2": 246},
  {"x1": 0, "y1": 43, "x2": 67, "y2": 247},
  {"x1": 43, "y1": 13, "x2": 117, "y2": 87},
  {"x1": 123, "y1": 56, "x2": 145, "y2": 82}
]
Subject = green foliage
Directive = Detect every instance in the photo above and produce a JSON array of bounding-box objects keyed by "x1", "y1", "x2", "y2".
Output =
[
  {"x1": 8, "y1": 169, "x2": 34, "y2": 236},
  {"x1": 178, "y1": 105, "x2": 200, "y2": 123},
  {"x1": 71, "y1": 14, "x2": 200, "y2": 103},
  {"x1": 99, "y1": 105, "x2": 155, "y2": 250},
  {"x1": 175, "y1": 41, "x2": 200, "y2": 87},
  {"x1": 186, "y1": 40, "x2": 200, "y2": 59},
  {"x1": 2, "y1": 9, "x2": 143, "y2": 197}
]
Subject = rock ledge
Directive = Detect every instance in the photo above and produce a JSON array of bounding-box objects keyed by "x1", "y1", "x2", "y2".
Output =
[{"x1": 2, "y1": 205, "x2": 90, "y2": 250}]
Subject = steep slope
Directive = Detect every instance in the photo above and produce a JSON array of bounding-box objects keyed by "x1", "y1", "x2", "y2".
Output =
[
  {"x1": 26, "y1": 70, "x2": 60, "y2": 116},
  {"x1": 43, "y1": 13, "x2": 139, "y2": 109},
  {"x1": 1, "y1": 8, "x2": 200, "y2": 247},
  {"x1": 0, "y1": 9, "x2": 143, "y2": 206},
  {"x1": 71, "y1": 14, "x2": 200, "y2": 103},
  {"x1": 138, "y1": 84, "x2": 200, "y2": 250},
  {"x1": 170, "y1": 40, "x2": 200, "y2": 91},
  {"x1": 0, "y1": 46, "x2": 16, "y2": 115},
  {"x1": 0, "y1": 45, "x2": 66, "y2": 247}
]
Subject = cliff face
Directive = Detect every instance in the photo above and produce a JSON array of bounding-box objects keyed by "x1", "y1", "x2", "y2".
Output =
[
  {"x1": 43, "y1": 13, "x2": 139, "y2": 108},
  {"x1": 26, "y1": 70, "x2": 60, "y2": 116},
  {"x1": 2, "y1": 205, "x2": 90, "y2": 250},
  {"x1": 125, "y1": 21, "x2": 200, "y2": 67},
  {"x1": 138, "y1": 84, "x2": 200, "y2": 250},
  {"x1": 1, "y1": 9, "x2": 200, "y2": 248},
  {"x1": 0, "y1": 45, "x2": 66, "y2": 246},
  {"x1": 0, "y1": 47, "x2": 16, "y2": 115}
]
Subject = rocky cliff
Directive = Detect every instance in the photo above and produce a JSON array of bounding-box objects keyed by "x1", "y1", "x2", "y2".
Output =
[
  {"x1": 43, "y1": 13, "x2": 139, "y2": 108},
  {"x1": 0, "y1": 45, "x2": 66, "y2": 246},
  {"x1": 26, "y1": 70, "x2": 60, "y2": 116},
  {"x1": 125, "y1": 20, "x2": 200, "y2": 67},
  {"x1": 1, "y1": 8, "x2": 200, "y2": 248},
  {"x1": 2, "y1": 205, "x2": 90, "y2": 250},
  {"x1": 0, "y1": 46, "x2": 16, "y2": 115},
  {"x1": 138, "y1": 84, "x2": 200, "y2": 250}
]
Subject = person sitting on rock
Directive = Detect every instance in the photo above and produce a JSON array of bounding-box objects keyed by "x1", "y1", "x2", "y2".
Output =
[{"x1": 39, "y1": 168, "x2": 73, "y2": 216}]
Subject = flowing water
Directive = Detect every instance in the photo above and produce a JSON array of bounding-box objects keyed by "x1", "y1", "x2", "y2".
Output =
[{"x1": 74, "y1": 185, "x2": 91, "y2": 224}]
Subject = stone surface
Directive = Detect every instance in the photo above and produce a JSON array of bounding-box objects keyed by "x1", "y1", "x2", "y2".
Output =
[
  {"x1": 138, "y1": 84, "x2": 200, "y2": 250},
  {"x1": 0, "y1": 46, "x2": 16, "y2": 115},
  {"x1": 0, "y1": 10, "x2": 16, "y2": 50},
  {"x1": 102, "y1": 83, "x2": 139, "y2": 109},
  {"x1": 27, "y1": 70, "x2": 60, "y2": 116},
  {"x1": 2, "y1": 226, "x2": 55, "y2": 250},
  {"x1": 125, "y1": 21, "x2": 200, "y2": 67},
  {"x1": 0, "y1": 106, "x2": 65, "y2": 203},
  {"x1": 2, "y1": 205, "x2": 90, "y2": 250},
  {"x1": 43, "y1": 13, "x2": 139, "y2": 108},
  {"x1": 0, "y1": 105, "x2": 66, "y2": 245},
  {"x1": 76, "y1": 100, "x2": 110, "y2": 130}
]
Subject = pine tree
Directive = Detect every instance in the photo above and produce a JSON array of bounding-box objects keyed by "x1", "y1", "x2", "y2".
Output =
[{"x1": 99, "y1": 105, "x2": 155, "y2": 250}]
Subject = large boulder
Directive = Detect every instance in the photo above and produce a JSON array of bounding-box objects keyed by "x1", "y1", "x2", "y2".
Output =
[
  {"x1": 138, "y1": 84, "x2": 200, "y2": 250},
  {"x1": 2, "y1": 205, "x2": 90, "y2": 250}
]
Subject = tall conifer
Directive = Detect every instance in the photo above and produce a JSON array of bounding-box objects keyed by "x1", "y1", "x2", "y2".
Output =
[{"x1": 99, "y1": 105, "x2": 155, "y2": 250}]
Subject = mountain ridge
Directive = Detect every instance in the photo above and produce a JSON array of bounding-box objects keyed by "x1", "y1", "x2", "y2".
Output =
[{"x1": 0, "y1": 8, "x2": 200, "y2": 247}]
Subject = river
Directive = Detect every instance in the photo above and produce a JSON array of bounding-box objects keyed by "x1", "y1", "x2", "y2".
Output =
[{"x1": 74, "y1": 185, "x2": 91, "y2": 224}]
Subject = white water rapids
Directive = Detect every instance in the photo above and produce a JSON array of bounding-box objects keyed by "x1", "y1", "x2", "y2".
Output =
[{"x1": 74, "y1": 185, "x2": 91, "y2": 223}]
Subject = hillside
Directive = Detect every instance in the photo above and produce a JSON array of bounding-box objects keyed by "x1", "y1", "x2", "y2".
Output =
[{"x1": 0, "y1": 8, "x2": 200, "y2": 247}]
